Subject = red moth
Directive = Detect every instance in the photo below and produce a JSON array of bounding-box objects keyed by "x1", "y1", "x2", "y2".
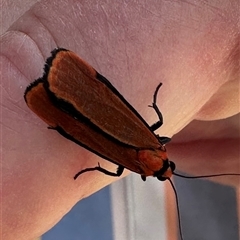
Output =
[{"x1": 24, "y1": 48, "x2": 174, "y2": 182}]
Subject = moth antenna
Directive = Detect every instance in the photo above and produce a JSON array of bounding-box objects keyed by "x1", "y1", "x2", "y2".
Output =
[
  {"x1": 167, "y1": 178, "x2": 184, "y2": 240},
  {"x1": 173, "y1": 172, "x2": 240, "y2": 179}
]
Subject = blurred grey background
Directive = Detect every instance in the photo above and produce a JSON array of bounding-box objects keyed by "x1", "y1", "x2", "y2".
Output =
[{"x1": 41, "y1": 173, "x2": 239, "y2": 240}]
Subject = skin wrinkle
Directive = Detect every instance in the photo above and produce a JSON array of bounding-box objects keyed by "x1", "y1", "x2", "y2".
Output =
[
  {"x1": 29, "y1": 9, "x2": 58, "y2": 47},
  {"x1": 1, "y1": 31, "x2": 45, "y2": 82},
  {"x1": 1, "y1": 51, "x2": 26, "y2": 85},
  {"x1": 0, "y1": 0, "x2": 38, "y2": 34}
]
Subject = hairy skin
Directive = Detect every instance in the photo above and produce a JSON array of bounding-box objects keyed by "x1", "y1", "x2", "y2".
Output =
[{"x1": 1, "y1": 0, "x2": 239, "y2": 239}]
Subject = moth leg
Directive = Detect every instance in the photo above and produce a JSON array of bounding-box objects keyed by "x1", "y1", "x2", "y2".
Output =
[
  {"x1": 157, "y1": 136, "x2": 171, "y2": 145},
  {"x1": 149, "y1": 83, "x2": 163, "y2": 131},
  {"x1": 74, "y1": 164, "x2": 124, "y2": 180},
  {"x1": 48, "y1": 126, "x2": 125, "y2": 179},
  {"x1": 141, "y1": 175, "x2": 146, "y2": 181}
]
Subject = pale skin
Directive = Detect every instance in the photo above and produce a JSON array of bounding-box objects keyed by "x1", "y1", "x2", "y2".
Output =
[{"x1": 1, "y1": 0, "x2": 239, "y2": 239}]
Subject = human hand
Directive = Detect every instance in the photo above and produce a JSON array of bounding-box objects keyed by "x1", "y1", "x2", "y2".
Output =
[{"x1": 2, "y1": 0, "x2": 239, "y2": 239}]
